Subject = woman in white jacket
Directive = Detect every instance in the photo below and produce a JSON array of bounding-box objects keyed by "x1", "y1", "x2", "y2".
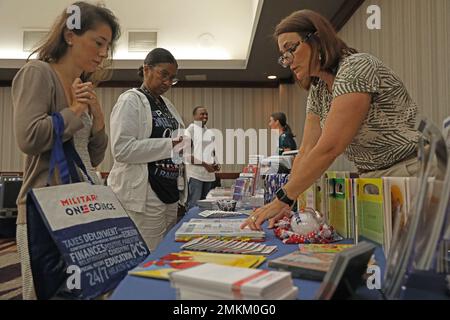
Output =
[{"x1": 108, "y1": 48, "x2": 184, "y2": 252}]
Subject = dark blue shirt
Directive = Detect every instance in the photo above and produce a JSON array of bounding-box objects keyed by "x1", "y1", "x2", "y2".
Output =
[{"x1": 279, "y1": 132, "x2": 297, "y2": 155}]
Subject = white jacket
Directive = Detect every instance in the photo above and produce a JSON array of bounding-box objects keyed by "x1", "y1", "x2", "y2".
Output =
[{"x1": 108, "y1": 88, "x2": 185, "y2": 213}]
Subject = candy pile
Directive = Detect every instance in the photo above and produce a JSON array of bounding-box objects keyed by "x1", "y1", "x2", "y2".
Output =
[{"x1": 274, "y1": 216, "x2": 343, "y2": 244}]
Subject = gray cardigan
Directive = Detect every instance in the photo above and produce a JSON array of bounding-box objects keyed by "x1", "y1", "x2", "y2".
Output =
[{"x1": 12, "y1": 60, "x2": 108, "y2": 224}]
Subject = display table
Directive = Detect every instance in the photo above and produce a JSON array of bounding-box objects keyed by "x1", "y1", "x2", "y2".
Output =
[{"x1": 110, "y1": 207, "x2": 386, "y2": 300}]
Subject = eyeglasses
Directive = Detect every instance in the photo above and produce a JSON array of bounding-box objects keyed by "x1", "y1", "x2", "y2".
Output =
[
  {"x1": 148, "y1": 65, "x2": 179, "y2": 86},
  {"x1": 278, "y1": 32, "x2": 313, "y2": 68}
]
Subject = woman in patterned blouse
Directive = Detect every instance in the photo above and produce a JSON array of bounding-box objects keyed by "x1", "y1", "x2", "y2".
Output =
[{"x1": 242, "y1": 9, "x2": 422, "y2": 231}]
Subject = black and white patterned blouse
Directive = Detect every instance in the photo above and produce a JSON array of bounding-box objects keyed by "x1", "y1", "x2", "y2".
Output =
[{"x1": 306, "y1": 53, "x2": 419, "y2": 172}]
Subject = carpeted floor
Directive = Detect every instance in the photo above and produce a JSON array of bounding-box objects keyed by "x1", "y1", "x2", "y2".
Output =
[{"x1": 0, "y1": 238, "x2": 22, "y2": 300}]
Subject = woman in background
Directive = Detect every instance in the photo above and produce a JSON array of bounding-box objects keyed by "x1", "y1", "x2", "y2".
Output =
[
  {"x1": 108, "y1": 48, "x2": 184, "y2": 252},
  {"x1": 12, "y1": 2, "x2": 121, "y2": 299},
  {"x1": 269, "y1": 112, "x2": 298, "y2": 155}
]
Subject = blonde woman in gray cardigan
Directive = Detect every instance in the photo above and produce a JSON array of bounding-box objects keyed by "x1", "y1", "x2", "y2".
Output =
[{"x1": 11, "y1": 2, "x2": 120, "y2": 299}]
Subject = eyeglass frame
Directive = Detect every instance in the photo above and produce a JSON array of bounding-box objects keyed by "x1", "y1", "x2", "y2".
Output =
[
  {"x1": 278, "y1": 32, "x2": 314, "y2": 68},
  {"x1": 146, "y1": 64, "x2": 179, "y2": 86}
]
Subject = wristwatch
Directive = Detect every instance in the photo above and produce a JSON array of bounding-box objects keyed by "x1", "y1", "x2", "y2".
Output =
[{"x1": 275, "y1": 188, "x2": 295, "y2": 206}]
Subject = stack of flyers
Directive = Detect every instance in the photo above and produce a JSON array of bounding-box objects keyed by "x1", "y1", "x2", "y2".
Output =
[
  {"x1": 198, "y1": 210, "x2": 249, "y2": 218},
  {"x1": 181, "y1": 237, "x2": 277, "y2": 256},
  {"x1": 175, "y1": 218, "x2": 265, "y2": 242}
]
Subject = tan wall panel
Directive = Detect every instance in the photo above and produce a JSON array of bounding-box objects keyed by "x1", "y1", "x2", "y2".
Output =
[
  {"x1": 332, "y1": 0, "x2": 450, "y2": 171},
  {"x1": 0, "y1": 87, "x2": 24, "y2": 171},
  {"x1": 340, "y1": 0, "x2": 450, "y2": 128},
  {"x1": 0, "y1": 86, "x2": 286, "y2": 172}
]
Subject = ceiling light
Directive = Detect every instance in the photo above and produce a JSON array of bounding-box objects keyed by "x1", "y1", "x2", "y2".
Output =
[{"x1": 268, "y1": 75, "x2": 277, "y2": 80}]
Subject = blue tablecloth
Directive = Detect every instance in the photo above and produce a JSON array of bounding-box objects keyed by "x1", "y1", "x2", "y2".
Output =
[{"x1": 110, "y1": 207, "x2": 386, "y2": 300}]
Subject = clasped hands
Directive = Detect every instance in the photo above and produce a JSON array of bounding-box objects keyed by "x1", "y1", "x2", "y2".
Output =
[{"x1": 70, "y1": 78, "x2": 102, "y2": 119}]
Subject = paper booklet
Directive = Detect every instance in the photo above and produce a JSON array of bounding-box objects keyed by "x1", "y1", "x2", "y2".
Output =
[
  {"x1": 315, "y1": 241, "x2": 376, "y2": 300},
  {"x1": 197, "y1": 196, "x2": 232, "y2": 210},
  {"x1": 175, "y1": 218, "x2": 265, "y2": 242},
  {"x1": 411, "y1": 120, "x2": 449, "y2": 271},
  {"x1": 129, "y1": 251, "x2": 266, "y2": 280},
  {"x1": 268, "y1": 251, "x2": 336, "y2": 281},
  {"x1": 197, "y1": 199, "x2": 219, "y2": 210},
  {"x1": 382, "y1": 177, "x2": 409, "y2": 257},
  {"x1": 198, "y1": 210, "x2": 250, "y2": 218},
  {"x1": 169, "y1": 263, "x2": 296, "y2": 300},
  {"x1": 383, "y1": 119, "x2": 448, "y2": 299},
  {"x1": 298, "y1": 244, "x2": 354, "y2": 254},
  {"x1": 242, "y1": 158, "x2": 263, "y2": 196},
  {"x1": 356, "y1": 178, "x2": 385, "y2": 245},
  {"x1": 325, "y1": 177, "x2": 359, "y2": 241},
  {"x1": 232, "y1": 177, "x2": 252, "y2": 201},
  {"x1": 177, "y1": 284, "x2": 299, "y2": 300},
  {"x1": 181, "y1": 237, "x2": 277, "y2": 255},
  {"x1": 328, "y1": 178, "x2": 349, "y2": 238}
]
